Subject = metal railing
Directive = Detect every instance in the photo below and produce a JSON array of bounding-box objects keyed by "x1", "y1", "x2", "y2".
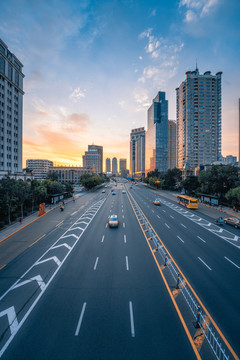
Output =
[{"x1": 128, "y1": 190, "x2": 235, "y2": 360}]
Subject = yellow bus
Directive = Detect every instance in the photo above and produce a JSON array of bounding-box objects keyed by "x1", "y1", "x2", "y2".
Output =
[{"x1": 177, "y1": 195, "x2": 198, "y2": 209}]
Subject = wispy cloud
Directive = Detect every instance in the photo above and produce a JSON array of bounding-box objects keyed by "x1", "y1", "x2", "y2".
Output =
[
  {"x1": 179, "y1": 0, "x2": 220, "y2": 22},
  {"x1": 69, "y1": 87, "x2": 86, "y2": 102}
]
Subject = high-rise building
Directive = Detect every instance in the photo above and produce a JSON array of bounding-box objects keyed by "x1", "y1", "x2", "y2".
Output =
[
  {"x1": 176, "y1": 68, "x2": 222, "y2": 170},
  {"x1": 145, "y1": 92, "x2": 168, "y2": 175},
  {"x1": 119, "y1": 158, "x2": 127, "y2": 171},
  {"x1": 83, "y1": 148, "x2": 100, "y2": 174},
  {"x1": 26, "y1": 159, "x2": 53, "y2": 180},
  {"x1": 168, "y1": 120, "x2": 177, "y2": 169},
  {"x1": 112, "y1": 157, "x2": 118, "y2": 174},
  {"x1": 106, "y1": 157, "x2": 111, "y2": 173},
  {"x1": 130, "y1": 127, "x2": 145, "y2": 179},
  {"x1": 0, "y1": 38, "x2": 24, "y2": 175},
  {"x1": 239, "y1": 99, "x2": 240, "y2": 165},
  {"x1": 88, "y1": 144, "x2": 103, "y2": 173}
]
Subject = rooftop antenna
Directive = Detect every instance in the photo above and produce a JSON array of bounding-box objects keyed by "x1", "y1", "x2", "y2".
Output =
[{"x1": 196, "y1": 58, "x2": 199, "y2": 73}]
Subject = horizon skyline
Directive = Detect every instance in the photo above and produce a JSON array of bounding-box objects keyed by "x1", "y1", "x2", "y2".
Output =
[{"x1": 0, "y1": 0, "x2": 239, "y2": 169}]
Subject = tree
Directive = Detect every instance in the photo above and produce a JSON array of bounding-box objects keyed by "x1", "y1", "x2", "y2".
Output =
[
  {"x1": 226, "y1": 187, "x2": 240, "y2": 204},
  {"x1": 164, "y1": 168, "x2": 182, "y2": 189},
  {"x1": 0, "y1": 177, "x2": 18, "y2": 224},
  {"x1": 147, "y1": 169, "x2": 160, "y2": 178},
  {"x1": 16, "y1": 180, "x2": 30, "y2": 218},
  {"x1": 181, "y1": 176, "x2": 199, "y2": 196},
  {"x1": 47, "y1": 171, "x2": 58, "y2": 181}
]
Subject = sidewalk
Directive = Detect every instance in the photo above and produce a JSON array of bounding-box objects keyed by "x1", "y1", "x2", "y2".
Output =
[{"x1": 0, "y1": 204, "x2": 57, "y2": 243}]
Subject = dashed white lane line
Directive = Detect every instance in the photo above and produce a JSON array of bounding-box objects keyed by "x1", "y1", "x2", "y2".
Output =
[
  {"x1": 129, "y1": 301, "x2": 135, "y2": 337},
  {"x1": 198, "y1": 257, "x2": 212, "y2": 271},
  {"x1": 123, "y1": 223, "x2": 125, "y2": 228},
  {"x1": 224, "y1": 256, "x2": 240, "y2": 269},
  {"x1": 94, "y1": 257, "x2": 99, "y2": 270},
  {"x1": 123, "y1": 215, "x2": 124, "y2": 219},
  {"x1": 106, "y1": 223, "x2": 108, "y2": 228},
  {"x1": 101, "y1": 235, "x2": 104, "y2": 243},
  {"x1": 75, "y1": 302, "x2": 87, "y2": 336},
  {"x1": 56, "y1": 221, "x2": 64, "y2": 227},
  {"x1": 197, "y1": 236, "x2": 206, "y2": 243},
  {"x1": 122, "y1": 209, "x2": 124, "y2": 213},
  {"x1": 170, "y1": 215, "x2": 174, "y2": 219},
  {"x1": 181, "y1": 223, "x2": 187, "y2": 228},
  {"x1": 70, "y1": 211, "x2": 77, "y2": 216},
  {"x1": 126, "y1": 256, "x2": 129, "y2": 270},
  {"x1": 165, "y1": 223, "x2": 170, "y2": 229},
  {"x1": 124, "y1": 235, "x2": 127, "y2": 243},
  {"x1": 162, "y1": 209, "x2": 166, "y2": 212},
  {"x1": 177, "y1": 236, "x2": 184, "y2": 243},
  {"x1": 157, "y1": 215, "x2": 160, "y2": 219},
  {"x1": 152, "y1": 210, "x2": 154, "y2": 213}
]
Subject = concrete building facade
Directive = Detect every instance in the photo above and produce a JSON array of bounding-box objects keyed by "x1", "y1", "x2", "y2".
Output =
[
  {"x1": 112, "y1": 157, "x2": 118, "y2": 174},
  {"x1": 106, "y1": 157, "x2": 111, "y2": 173},
  {"x1": 176, "y1": 68, "x2": 222, "y2": 170},
  {"x1": 26, "y1": 159, "x2": 53, "y2": 180},
  {"x1": 130, "y1": 127, "x2": 145, "y2": 179},
  {"x1": 168, "y1": 120, "x2": 177, "y2": 169},
  {"x1": 0, "y1": 38, "x2": 24, "y2": 176}
]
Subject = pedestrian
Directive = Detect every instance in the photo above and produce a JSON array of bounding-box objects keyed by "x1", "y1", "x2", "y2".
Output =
[
  {"x1": 233, "y1": 205, "x2": 236, "y2": 212},
  {"x1": 19, "y1": 217, "x2": 23, "y2": 224}
]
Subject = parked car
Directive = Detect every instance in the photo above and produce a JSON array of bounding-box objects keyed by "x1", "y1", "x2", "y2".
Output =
[{"x1": 224, "y1": 217, "x2": 240, "y2": 228}]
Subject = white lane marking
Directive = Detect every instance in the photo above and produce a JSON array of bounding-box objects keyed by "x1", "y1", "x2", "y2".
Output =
[
  {"x1": 129, "y1": 301, "x2": 135, "y2": 337},
  {"x1": 162, "y1": 209, "x2": 166, "y2": 213},
  {"x1": 123, "y1": 223, "x2": 125, "y2": 228},
  {"x1": 152, "y1": 210, "x2": 154, "y2": 213},
  {"x1": 224, "y1": 256, "x2": 240, "y2": 269},
  {"x1": 0, "y1": 307, "x2": 18, "y2": 335},
  {"x1": 124, "y1": 235, "x2": 127, "y2": 243},
  {"x1": 13, "y1": 275, "x2": 45, "y2": 291},
  {"x1": 122, "y1": 209, "x2": 124, "y2": 213},
  {"x1": 94, "y1": 257, "x2": 99, "y2": 270},
  {"x1": 126, "y1": 256, "x2": 129, "y2": 270},
  {"x1": 75, "y1": 302, "x2": 87, "y2": 336},
  {"x1": 197, "y1": 236, "x2": 206, "y2": 243},
  {"x1": 181, "y1": 223, "x2": 187, "y2": 228},
  {"x1": 165, "y1": 223, "x2": 170, "y2": 229},
  {"x1": 123, "y1": 215, "x2": 124, "y2": 219},
  {"x1": 157, "y1": 215, "x2": 160, "y2": 219},
  {"x1": 36, "y1": 256, "x2": 61, "y2": 267},
  {"x1": 106, "y1": 223, "x2": 108, "y2": 228},
  {"x1": 198, "y1": 257, "x2": 212, "y2": 271},
  {"x1": 56, "y1": 220, "x2": 63, "y2": 227},
  {"x1": 101, "y1": 235, "x2": 104, "y2": 243},
  {"x1": 170, "y1": 215, "x2": 174, "y2": 219},
  {"x1": 70, "y1": 211, "x2": 77, "y2": 216},
  {"x1": 177, "y1": 236, "x2": 184, "y2": 243}
]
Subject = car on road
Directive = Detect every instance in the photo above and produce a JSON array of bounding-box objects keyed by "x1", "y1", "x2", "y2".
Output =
[
  {"x1": 112, "y1": 191, "x2": 116, "y2": 195},
  {"x1": 153, "y1": 199, "x2": 161, "y2": 206},
  {"x1": 102, "y1": 190, "x2": 105, "y2": 193},
  {"x1": 108, "y1": 214, "x2": 119, "y2": 228},
  {"x1": 122, "y1": 190, "x2": 126, "y2": 194},
  {"x1": 223, "y1": 217, "x2": 240, "y2": 228}
]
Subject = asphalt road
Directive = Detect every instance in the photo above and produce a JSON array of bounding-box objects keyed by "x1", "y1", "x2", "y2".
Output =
[
  {"x1": 0, "y1": 183, "x2": 198, "y2": 360},
  {"x1": 130, "y1": 183, "x2": 240, "y2": 358}
]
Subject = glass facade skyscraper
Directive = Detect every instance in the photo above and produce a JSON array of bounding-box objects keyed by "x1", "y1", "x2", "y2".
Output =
[
  {"x1": 168, "y1": 120, "x2": 176, "y2": 169},
  {"x1": 145, "y1": 92, "x2": 168, "y2": 175},
  {"x1": 176, "y1": 68, "x2": 222, "y2": 169}
]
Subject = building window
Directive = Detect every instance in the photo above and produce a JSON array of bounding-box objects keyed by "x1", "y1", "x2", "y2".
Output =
[
  {"x1": 8, "y1": 65, "x2": 13, "y2": 81},
  {"x1": 15, "y1": 71, "x2": 19, "y2": 87},
  {"x1": 0, "y1": 56, "x2": 5, "y2": 75}
]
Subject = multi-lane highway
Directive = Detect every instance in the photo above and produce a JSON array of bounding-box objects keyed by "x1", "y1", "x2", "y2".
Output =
[{"x1": 0, "y1": 182, "x2": 239, "y2": 360}]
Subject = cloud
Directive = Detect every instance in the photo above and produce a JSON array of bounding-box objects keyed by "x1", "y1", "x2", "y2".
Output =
[
  {"x1": 64, "y1": 113, "x2": 90, "y2": 133},
  {"x1": 138, "y1": 29, "x2": 184, "y2": 87},
  {"x1": 179, "y1": 0, "x2": 220, "y2": 22},
  {"x1": 133, "y1": 88, "x2": 151, "y2": 112},
  {"x1": 69, "y1": 87, "x2": 86, "y2": 102}
]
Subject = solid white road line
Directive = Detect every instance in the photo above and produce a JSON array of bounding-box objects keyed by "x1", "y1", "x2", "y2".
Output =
[
  {"x1": 101, "y1": 235, "x2": 104, "y2": 243},
  {"x1": 124, "y1": 235, "x2": 126, "y2": 243},
  {"x1": 129, "y1": 301, "x2": 135, "y2": 337},
  {"x1": 94, "y1": 257, "x2": 99, "y2": 270},
  {"x1": 157, "y1": 215, "x2": 160, "y2": 219},
  {"x1": 177, "y1": 236, "x2": 184, "y2": 243},
  {"x1": 198, "y1": 257, "x2": 212, "y2": 271},
  {"x1": 75, "y1": 302, "x2": 87, "y2": 336},
  {"x1": 197, "y1": 236, "x2": 206, "y2": 243},
  {"x1": 56, "y1": 221, "x2": 64, "y2": 227},
  {"x1": 165, "y1": 223, "x2": 170, "y2": 229},
  {"x1": 224, "y1": 256, "x2": 240, "y2": 269},
  {"x1": 126, "y1": 256, "x2": 129, "y2": 270},
  {"x1": 181, "y1": 223, "x2": 187, "y2": 228}
]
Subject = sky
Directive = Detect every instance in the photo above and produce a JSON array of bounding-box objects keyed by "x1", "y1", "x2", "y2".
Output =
[{"x1": 0, "y1": 0, "x2": 240, "y2": 170}]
